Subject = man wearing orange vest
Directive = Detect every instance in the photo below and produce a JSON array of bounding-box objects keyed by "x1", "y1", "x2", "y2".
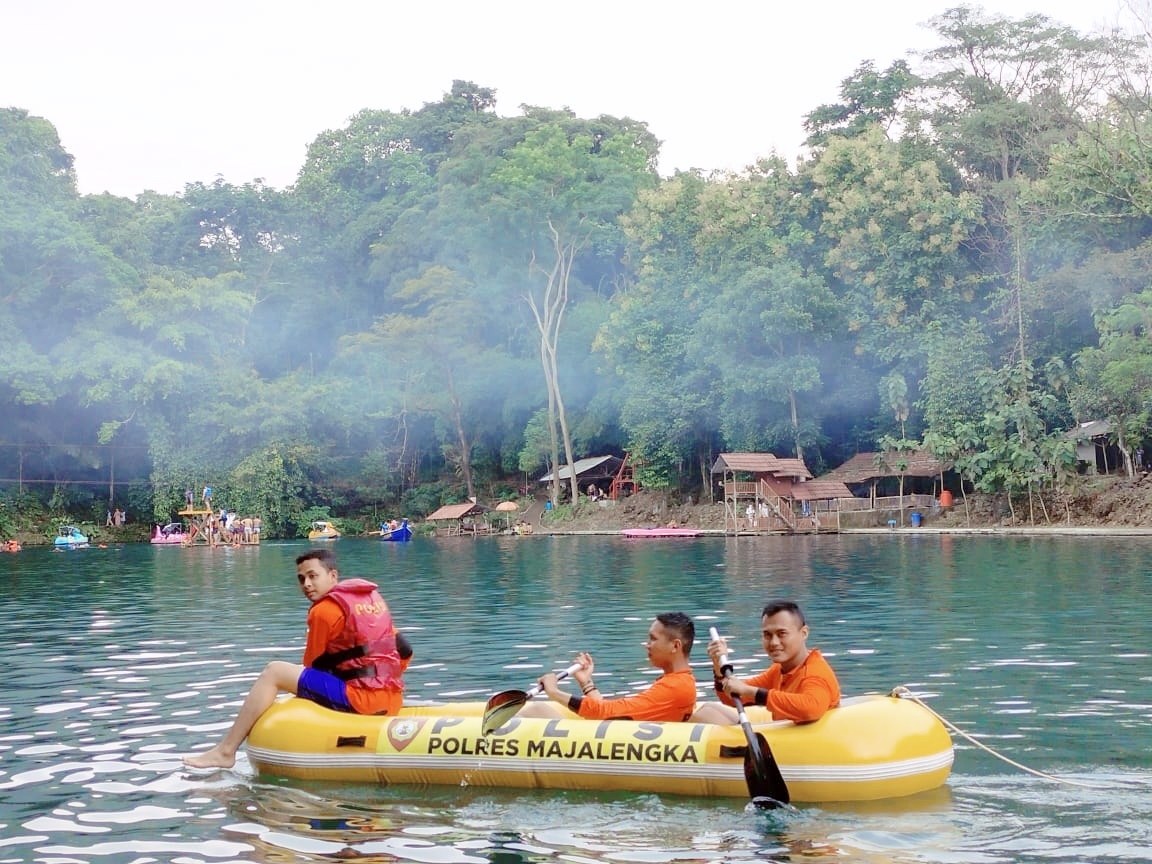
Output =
[{"x1": 184, "y1": 548, "x2": 411, "y2": 769}]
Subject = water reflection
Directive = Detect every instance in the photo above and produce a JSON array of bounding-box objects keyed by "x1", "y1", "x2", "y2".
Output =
[{"x1": 211, "y1": 781, "x2": 805, "y2": 863}]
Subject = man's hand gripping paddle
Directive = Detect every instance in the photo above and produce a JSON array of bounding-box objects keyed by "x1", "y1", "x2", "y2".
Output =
[
  {"x1": 710, "y1": 626, "x2": 790, "y2": 808},
  {"x1": 481, "y1": 662, "x2": 582, "y2": 735}
]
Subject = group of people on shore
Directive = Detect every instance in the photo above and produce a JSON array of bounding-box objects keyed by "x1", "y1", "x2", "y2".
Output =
[{"x1": 183, "y1": 549, "x2": 840, "y2": 769}]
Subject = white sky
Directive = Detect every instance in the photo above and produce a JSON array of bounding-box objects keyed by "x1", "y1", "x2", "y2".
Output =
[{"x1": 1, "y1": 0, "x2": 1127, "y2": 198}]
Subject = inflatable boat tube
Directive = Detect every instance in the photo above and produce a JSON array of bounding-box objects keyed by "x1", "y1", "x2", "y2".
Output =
[{"x1": 246, "y1": 693, "x2": 953, "y2": 802}]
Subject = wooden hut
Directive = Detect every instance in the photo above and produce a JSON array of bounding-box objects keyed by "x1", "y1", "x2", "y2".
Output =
[
  {"x1": 710, "y1": 453, "x2": 852, "y2": 533},
  {"x1": 820, "y1": 450, "x2": 951, "y2": 512},
  {"x1": 1065, "y1": 420, "x2": 1122, "y2": 475},
  {"x1": 426, "y1": 501, "x2": 492, "y2": 537},
  {"x1": 539, "y1": 455, "x2": 629, "y2": 499}
]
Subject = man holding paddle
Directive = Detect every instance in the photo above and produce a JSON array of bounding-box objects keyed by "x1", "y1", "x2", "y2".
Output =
[
  {"x1": 692, "y1": 600, "x2": 840, "y2": 725},
  {"x1": 519, "y1": 612, "x2": 698, "y2": 722}
]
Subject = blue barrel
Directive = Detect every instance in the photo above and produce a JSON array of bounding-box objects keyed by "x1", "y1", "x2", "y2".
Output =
[{"x1": 910, "y1": 512, "x2": 922, "y2": 528}]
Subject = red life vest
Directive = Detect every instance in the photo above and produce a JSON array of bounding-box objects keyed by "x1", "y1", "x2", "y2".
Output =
[{"x1": 311, "y1": 579, "x2": 403, "y2": 691}]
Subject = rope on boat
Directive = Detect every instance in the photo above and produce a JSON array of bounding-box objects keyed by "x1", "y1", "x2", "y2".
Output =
[{"x1": 889, "y1": 685, "x2": 1109, "y2": 790}]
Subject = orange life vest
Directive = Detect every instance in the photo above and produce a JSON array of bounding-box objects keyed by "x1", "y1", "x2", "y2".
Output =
[{"x1": 311, "y1": 579, "x2": 403, "y2": 691}]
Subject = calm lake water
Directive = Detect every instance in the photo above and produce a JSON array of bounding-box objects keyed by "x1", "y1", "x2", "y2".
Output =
[{"x1": 1, "y1": 534, "x2": 1150, "y2": 863}]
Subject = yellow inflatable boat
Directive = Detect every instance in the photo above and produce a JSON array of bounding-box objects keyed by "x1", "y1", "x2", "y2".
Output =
[{"x1": 246, "y1": 693, "x2": 952, "y2": 802}]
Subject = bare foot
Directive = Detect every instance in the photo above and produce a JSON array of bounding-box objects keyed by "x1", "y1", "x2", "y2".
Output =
[{"x1": 182, "y1": 747, "x2": 236, "y2": 770}]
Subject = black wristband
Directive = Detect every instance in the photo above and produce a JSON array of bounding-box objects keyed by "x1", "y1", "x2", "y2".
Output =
[
  {"x1": 567, "y1": 695, "x2": 583, "y2": 713},
  {"x1": 754, "y1": 687, "x2": 768, "y2": 707},
  {"x1": 714, "y1": 675, "x2": 725, "y2": 693}
]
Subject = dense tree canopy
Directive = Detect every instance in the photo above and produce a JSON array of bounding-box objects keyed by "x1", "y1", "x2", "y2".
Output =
[{"x1": 7, "y1": 6, "x2": 1152, "y2": 532}]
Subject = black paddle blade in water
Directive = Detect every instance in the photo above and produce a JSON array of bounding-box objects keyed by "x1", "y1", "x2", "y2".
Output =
[
  {"x1": 743, "y1": 729, "x2": 789, "y2": 806},
  {"x1": 750, "y1": 795, "x2": 789, "y2": 810},
  {"x1": 706, "y1": 629, "x2": 791, "y2": 807}
]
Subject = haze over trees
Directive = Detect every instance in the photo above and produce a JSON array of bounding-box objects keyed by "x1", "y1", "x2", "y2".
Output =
[{"x1": 5, "y1": 5, "x2": 1152, "y2": 532}]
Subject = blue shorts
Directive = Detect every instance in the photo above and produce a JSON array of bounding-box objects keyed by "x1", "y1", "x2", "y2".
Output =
[{"x1": 297, "y1": 668, "x2": 354, "y2": 712}]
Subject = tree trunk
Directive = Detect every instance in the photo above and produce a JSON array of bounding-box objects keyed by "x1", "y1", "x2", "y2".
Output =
[
  {"x1": 1037, "y1": 487, "x2": 1051, "y2": 524},
  {"x1": 788, "y1": 389, "x2": 804, "y2": 462},
  {"x1": 445, "y1": 366, "x2": 475, "y2": 501},
  {"x1": 539, "y1": 340, "x2": 561, "y2": 507},
  {"x1": 528, "y1": 221, "x2": 584, "y2": 506},
  {"x1": 1118, "y1": 425, "x2": 1131, "y2": 477},
  {"x1": 549, "y1": 336, "x2": 580, "y2": 505},
  {"x1": 1013, "y1": 214, "x2": 1028, "y2": 370}
]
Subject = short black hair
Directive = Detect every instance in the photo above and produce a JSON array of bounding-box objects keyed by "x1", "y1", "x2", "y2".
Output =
[
  {"x1": 657, "y1": 611, "x2": 695, "y2": 656},
  {"x1": 761, "y1": 600, "x2": 806, "y2": 627},
  {"x1": 296, "y1": 548, "x2": 337, "y2": 568}
]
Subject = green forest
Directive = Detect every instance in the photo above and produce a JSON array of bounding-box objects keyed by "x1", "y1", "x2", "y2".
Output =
[{"x1": 4, "y1": 5, "x2": 1152, "y2": 538}]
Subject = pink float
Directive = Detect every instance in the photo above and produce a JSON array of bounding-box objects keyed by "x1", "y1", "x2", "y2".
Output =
[{"x1": 620, "y1": 528, "x2": 702, "y2": 538}]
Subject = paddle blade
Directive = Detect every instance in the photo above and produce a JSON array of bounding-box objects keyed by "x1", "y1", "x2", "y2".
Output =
[
  {"x1": 480, "y1": 663, "x2": 579, "y2": 736},
  {"x1": 481, "y1": 690, "x2": 528, "y2": 735},
  {"x1": 742, "y1": 729, "x2": 789, "y2": 806}
]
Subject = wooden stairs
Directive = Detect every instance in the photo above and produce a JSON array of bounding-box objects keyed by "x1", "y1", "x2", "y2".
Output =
[{"x1": 610, "y1": 453, "x2": 640, "y2": 500}]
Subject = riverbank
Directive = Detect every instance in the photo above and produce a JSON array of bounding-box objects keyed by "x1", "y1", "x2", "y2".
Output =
[
  {"x1": 6, "y1": 474, "x2": 1149, "y2": 546},
  {"x1": 534, "y1": 474, "x2": 1152, "y2": 535},
  {"x1": 2, "y1": 523, "x2": 150, "y2": 548}
]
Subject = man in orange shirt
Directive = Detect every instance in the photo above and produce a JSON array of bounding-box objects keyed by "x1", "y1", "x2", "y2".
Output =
[
  {"x1": 184, "y1": 548, "x2": 411, "y2": 769},
  {"x1": 692, "y1": 600, "x2": 839, "y2": 725},
  {"x1": 522, "y1": 612, "x2": 698, "y2": 722}
]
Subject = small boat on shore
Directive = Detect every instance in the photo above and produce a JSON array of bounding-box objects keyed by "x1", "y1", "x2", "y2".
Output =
[
  {"x1": 380, "y1": 518, "x2": 412, "y2": 542},
  {"x1": 621, "y1": 527, "x2": 702, "y2": 538},
  {"x1": 307, "y1": 521, "x2": 341, "y2": 541},
  {"x1": 150, "y1": 523, "x2": 188, "y2": 545},
  {"x1": 54, "y1": 526, "x2": 89, "y2": 548},
  {"x1": 247, "y1": 693, "x2": 953, "y2": 803}
]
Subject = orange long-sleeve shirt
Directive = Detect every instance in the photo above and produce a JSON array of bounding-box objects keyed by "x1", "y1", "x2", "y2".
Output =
[
  {"x1": 571, "y1": 669, "x2": 697, "y2": 722},
  {"x1": 304, "y1": 598, "x2": 409, "y2": 715},
  {"x1": 720, "y1": 648, "x2": 840, "y2": 722}
]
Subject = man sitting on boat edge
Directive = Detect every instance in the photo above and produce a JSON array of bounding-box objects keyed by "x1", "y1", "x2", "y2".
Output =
[
  {"x1": 520, "y1": 612, "x2": 698, "y2": 722},
  {"x1": 183, "y1": 548, "x2": 412, "y2": 769},
  {"x1": 691, "y1": 600, "x2": 840, "y2": 725}
]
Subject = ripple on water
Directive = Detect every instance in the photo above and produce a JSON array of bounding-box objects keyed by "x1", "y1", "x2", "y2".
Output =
[
  {"x1": 33, "y1": 701, "x2": 89, "y2": 715},
  {"x1": 33, "y1": 838, "x2": 255, "y2": 858},
  {"x1": 3, "y1": 537, "x2": 1152, "y2": 863}
]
